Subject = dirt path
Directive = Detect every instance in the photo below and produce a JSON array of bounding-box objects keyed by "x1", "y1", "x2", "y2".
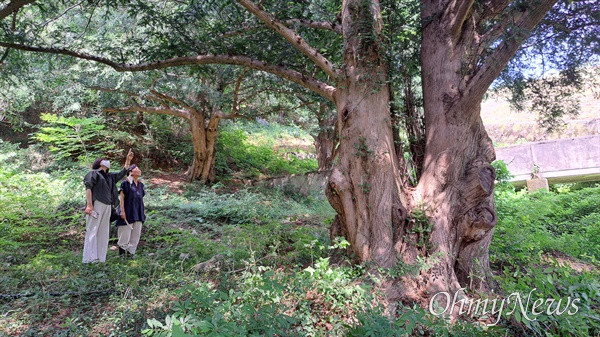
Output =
[{"x1": 147, "y1": 172, "x2": 188, "y2": 194}]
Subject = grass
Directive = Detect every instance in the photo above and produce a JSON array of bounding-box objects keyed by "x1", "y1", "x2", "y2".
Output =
[
  {"x1": 1, "y1": 140, "x2": 599, "y2": 336},
  {"x1": 0, "y1": 140, "x2": 334, "y2": 336},
  {"x1": 215, "y1": 121, "x2": 318, "y2": 180},
  {"x1": 488, "y1": 183, "x2": 600, "y2": 336}
]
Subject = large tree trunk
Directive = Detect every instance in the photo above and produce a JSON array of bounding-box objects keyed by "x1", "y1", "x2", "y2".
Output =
[
  {"x1": 313, "y1": 131, "x2": 335, "y2": 171},
  {"x1": 326, "y1": 0, "x2": 557, "y2": 315},
  {"x1": 328, "y1": 0, "x2": 506, "y2": 310},
  {"x1": 187, "y1": 112, "x2": 219, "y2": 183},
  {"x1": 414, "y1": 3, "x2": 499, "y2": 305},
  {"x1": 327, "y1": 0, "x2": 408, "y2": 269},
  {"x1": 410, "y1": 0, "x2": 556, "y2": 309},
  {"x1": 313, "y1": 102, "x2": 337, "y2": 171}
]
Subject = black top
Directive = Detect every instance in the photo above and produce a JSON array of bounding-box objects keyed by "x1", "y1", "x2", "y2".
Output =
[
  {"x1": 115, "y1": 179, "x2": 146, "y2": 226},
  {"x1": 83, "y1": 168, "x2": 128, "y2": 206}
]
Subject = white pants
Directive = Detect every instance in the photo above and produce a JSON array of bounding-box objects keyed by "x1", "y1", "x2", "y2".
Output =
[
  {"x1": 117, "y1": 221, "x2": 143, "y2": 255},
  {"x1": 82, "y1": 200, "x2": 111, "y2": 263}
]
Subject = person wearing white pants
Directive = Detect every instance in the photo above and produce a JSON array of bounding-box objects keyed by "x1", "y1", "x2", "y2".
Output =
[
  {"x1": 116, "y1": 165, "x2": 146, "y2": 258},
  {"x1": 83, "y1": 150, "x2": 133, "y2": 263},
  {"x1": 118, "y1": 220, "x2": 143, "y2": 256},
  {"x1": 82, "y1": 200, "x2": 112, "y2": 263}
]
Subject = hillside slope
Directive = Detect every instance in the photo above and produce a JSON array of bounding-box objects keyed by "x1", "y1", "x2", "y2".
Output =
[{"x1": 482, "y1": 90, "x2": 600, "y2": 146}]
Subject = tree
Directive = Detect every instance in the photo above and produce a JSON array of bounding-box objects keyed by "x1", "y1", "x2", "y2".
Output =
[
  {"x1": 1, "y1": 0, "x2": 598, "y2": 308},
  {"x1": 497, "y1": 0, "x2": 600, "y2": 132},
  {"x1": 93, "y1": 68, "x2": 252, "y2": 183},
  {"x1": 416, "y1": 1, "x2": 599, "y2": 304},
  {"x1": 307, "y1": 100, "x2": 337, "y2": 171}
]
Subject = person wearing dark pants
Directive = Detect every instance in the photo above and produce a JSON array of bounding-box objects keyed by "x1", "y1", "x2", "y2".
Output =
[{"x1": 116, "y1": 165, "x2": 146, "y2": 258}]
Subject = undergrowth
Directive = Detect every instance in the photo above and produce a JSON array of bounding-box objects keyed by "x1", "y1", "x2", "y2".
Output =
[
  {"x1": 1, "y1": 142, "x2": 599, "y2": 336},
  {"x1": 215, "y1": 122, "x2": 318, "y2": 179},
  {"x1": 490, "y1": 180, "x2": 600, "y2": 336}
]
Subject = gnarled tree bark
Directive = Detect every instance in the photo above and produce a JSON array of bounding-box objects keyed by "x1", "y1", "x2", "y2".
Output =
[
  {"x1": 328, "y1": 0, "x2": 557, "y2": 309},
  {"x1": 312, "y1": 102, "x2": 337, "y2": 171},
  {"x1": 413, "y1": 0, "x2": 557, "y2": 306},
  {"x1": 327, "y1": 0, "x2": 409, "y2": 270}
]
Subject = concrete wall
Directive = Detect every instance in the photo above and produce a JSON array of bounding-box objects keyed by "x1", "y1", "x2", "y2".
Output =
[
  {"x1": 261, "y1": 171, "x2": 330, "y2": 198},
  {"x1": 495, "y1": 135, "x2": 600, "y2": 186}
]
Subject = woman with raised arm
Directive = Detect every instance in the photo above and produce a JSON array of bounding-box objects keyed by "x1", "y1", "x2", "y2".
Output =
[
  {"x1": 115, "y1": 164, "x2": 146, "y2": 258},
  {"x1": 82, "y1": 149, "x2": 134, "y2": 263}
]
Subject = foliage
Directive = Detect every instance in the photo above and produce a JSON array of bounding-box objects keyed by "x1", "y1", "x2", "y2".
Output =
[
  {"x1": 490, "y1": 184, "x2": 600, "y2": 336},
  {"x1": 141, "y1": 257, "x2": 369, "y2": 337},
  {"x1": 31, "y1": 113, "x2": 127, "y2": 162},
  {"x1": 0, "y1": 141, "x2": 332, "y2": 336},
  {"x1": 492, "y1": 185, "x2": 600, "y2": 265},
  {"x1": 0, "y1": 78, "x2": 36, "y2": 128},
  {"x1": 491, "y1": 159, "x2": 515, "y2": 193},
  {"x1": 2, "y1": 140, "x2": 600, "y2": 336},
  {"x1": 498, "y1": 263, "x2": 600, "y2": 336},
  {"x1": 141, "y1": 256, "x2": 496, "y2": 337},
  {"x1": 215, "y1": 122, "x2": 318, "y2": 179},
  {"x1": 141, "y1": 113, "x2": 195, "y2": 168},
  {"x1": 496, "y1": 1, "x2": 600, "y2": 131}
]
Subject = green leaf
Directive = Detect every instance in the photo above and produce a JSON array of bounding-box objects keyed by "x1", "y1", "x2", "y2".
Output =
[{"x1": 171, "y1": 324, "x2": 191, "y2": 337}]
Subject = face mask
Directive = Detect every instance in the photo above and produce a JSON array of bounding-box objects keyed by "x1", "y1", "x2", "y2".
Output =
[{"x1": 100, "y1": 160, "x2": 111, "y2": 169}]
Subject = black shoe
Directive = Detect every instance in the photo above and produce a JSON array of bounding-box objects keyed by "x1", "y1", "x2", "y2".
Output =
[{"x1": 119, "y1": 247, "x2": 126, "y2": 256}]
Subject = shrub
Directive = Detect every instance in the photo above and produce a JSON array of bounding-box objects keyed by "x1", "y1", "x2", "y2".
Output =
[
  {"x1": 32, "y1": 113, "x2": 127, "y2": 162},
  {"x1": 215, "y1": 123, "x2": 317, "y2": 179},
  {"x1": 492, "y1": 186, "x2": 600, "y2": 265}
]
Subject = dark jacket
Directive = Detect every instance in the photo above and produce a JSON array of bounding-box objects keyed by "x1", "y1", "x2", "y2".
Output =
[
  {"x1": 115, "y1": 179, "x2": 146, "y2": 227},
  {"x1": 83, "y1": 168, "x2": 128, "y2": 207}
]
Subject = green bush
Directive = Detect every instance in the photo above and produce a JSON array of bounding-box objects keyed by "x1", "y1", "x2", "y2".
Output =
[
  {"x1": 491, "y1": 184, "x2": 600, "y2": 336},
  {"x1": 141, "y1": 257, "x2": 370, "y2": 337},
  {"x1": 492, "y1": 159, "x2": 515, "y2": 193},
  {"x1": 32, "y1": 113, "x2": 128, "y2": 162},
  {"x1": 498, "y1": 264, "x2": 600, "y2": 336},
  {"x1": 215, "y1": 123, "x2": 317, "y2": 179},
  {"x1": 143, "y1": 114, "x2": 194, "y2": 167},
  {"x1": 491, "y1": 185, "x2": 600, "y2": 265}
]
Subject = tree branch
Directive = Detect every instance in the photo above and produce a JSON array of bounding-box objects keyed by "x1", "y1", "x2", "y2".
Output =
[
  {"x1": 448, "y1": 0, "x2": 475, "y2": 41},
  {"x1": 477, "y1": 0, "x2": 512, "y2": 21},
  {"x1": 214, "y1": 110, "x2": 248, "y2": 120},
  {"x1": 90, "y1": 86, "x2": 140, "y2": 98},
  {"x1": 235, "y1": 0, "x2": 337, "y2": 79},
  {"x1": 0, "y1": 0, "x2": 35, "y2": 21},
  {"x1": 103, "y1": 105, "x2": 190, "y2": 119},
  {"x1": 38, "y1": 0, "x2": 85, "y2": 33},
  {"x1": 223, "y1": 18, "x2": 342, "y2": 38},
  {"x1": 467, "y1": 0, "x2": 558, "y2": 99},
  {"x1": 0, "y1": 41, "x2": 336, "y2": 102},
  {"x1": 149, "y1": 88, "x2": 197, "y2": 113},
  {"x1": 477, "y1": 6, "x2": 529, "y2": 53},
  {"x1": 231, "y1": 67, "x2": 249, "y2": 115},
  {"x1": 92, "y1": 85, "x2": 192, "y2": 119},
  {"x1": 285, "y1": 18, "x2": 342, "y2": 34}
]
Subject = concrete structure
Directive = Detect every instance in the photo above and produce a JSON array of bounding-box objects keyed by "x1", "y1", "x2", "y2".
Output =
[
  {"x1": 526, "y1": 178, "x2": 550, "y2": 192},
  {"x1": 495, "y1": 135, "x2": 600, "y2": 187},
  {"x1": 262, "y1": 171, "x2": 330, "y2": 198}
]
